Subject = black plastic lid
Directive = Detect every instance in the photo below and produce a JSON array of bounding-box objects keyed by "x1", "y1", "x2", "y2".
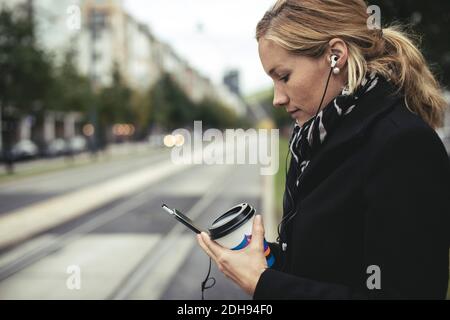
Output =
[{"x1": 208, "y1": 203, "x2": 255, "y2": 240}]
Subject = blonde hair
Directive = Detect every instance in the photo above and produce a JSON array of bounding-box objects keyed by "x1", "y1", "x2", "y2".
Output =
[{"x1": 256, "y1": 0, "x2": 448, "y2": 129}]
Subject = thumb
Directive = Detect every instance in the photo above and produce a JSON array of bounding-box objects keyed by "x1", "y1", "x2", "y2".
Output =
[{"x1": 250, "y1": 214, "x2": 265, "y2": 250}]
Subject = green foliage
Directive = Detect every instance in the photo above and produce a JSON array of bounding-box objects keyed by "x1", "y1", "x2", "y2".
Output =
[
  {"x1": 0, "y1": 9, "x2": 53, "y2": 115},
  {"x1": 149, "y1": 73, "x2": 243, "y2": 130},
  {"x1": 272, "y1": 104, "x2": 292, "y2": 129},
  {"x1": 98, "y1": 65, "x2": 134, "y2": 126},
  {"x1": 195, "y1": 98, "x2": 241, "y2": 129},
  {"x1": 149, "y1": 73, "x2": 195, "y2": 130},
  {"x1": 275, "y1": 137, "x2": 289, "y2": 218},
  {"x1": 46, "y1": 50, "x2": 94, "y2": 114},
  {"x1": 130, "y1": 89, "x2": 152, "y2": 138},
  {"x1": 255, "y1": 90, "x2": 291, "y2": 129}
]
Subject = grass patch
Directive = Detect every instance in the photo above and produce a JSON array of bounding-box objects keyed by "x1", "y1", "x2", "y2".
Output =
[
  {"x1": 275, "y1": 136, "x2": 289, "y2": 221},
  {"x1": 0, "y1": 157, "x2": 97, "y2": 183},
  {"x1": 0, "y1": 147, "x2": 162, "y2": 185}
]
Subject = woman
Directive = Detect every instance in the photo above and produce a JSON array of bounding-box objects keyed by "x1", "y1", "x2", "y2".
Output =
[{"x1": 197, "y1": 0, "x2": 450, "y2": 299}]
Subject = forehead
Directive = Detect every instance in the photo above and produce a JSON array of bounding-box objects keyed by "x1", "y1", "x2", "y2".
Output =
[{"x1": 258, "y1": 38, "x2": 293, "y2": 75}]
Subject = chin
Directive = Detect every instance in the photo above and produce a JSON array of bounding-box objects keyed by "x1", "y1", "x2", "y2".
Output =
[
  {"x1": 295, "y1": 113, "x2": 315, "y2": 126},
  {"x1": 295, "y1": 116, "x2": 307, "y2": 126}
]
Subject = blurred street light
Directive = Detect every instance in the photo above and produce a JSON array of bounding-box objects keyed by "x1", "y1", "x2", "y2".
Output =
[
  {"x1": 163, "y1": 134, "x2": 184, "y2": 148},
  {"x1": 82, "y1": 123, "x2": 95, "y2": 137},
  {"x1": 112, "y1": 124, "x2": 135, "y2": 137},
  {"x1": 163, "y1": 134, "x2": 176, "y2": 148},
  {"x1": 174, "y1": 134, "x2": 185, "y2": 147}
]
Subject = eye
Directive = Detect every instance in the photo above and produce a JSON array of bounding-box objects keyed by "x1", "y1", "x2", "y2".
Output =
[{"x1": 280, "y1": 74, "x2": 290, "y2": 83}]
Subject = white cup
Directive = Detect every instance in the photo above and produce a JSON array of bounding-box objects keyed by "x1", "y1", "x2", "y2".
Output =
[{"x1": 208, "y1": 203, "x2": 274, "y2": 268}]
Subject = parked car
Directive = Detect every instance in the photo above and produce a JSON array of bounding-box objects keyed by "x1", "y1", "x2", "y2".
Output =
[
  {"x1": 11, "y1": 140, "x2": 39, "y2": 160},
  {"x1": 45, "y1": 138, "x2": 68, "y2": 157},
  {"x1": 66, "y1": 136, "x2": 87, "y2": 154}
]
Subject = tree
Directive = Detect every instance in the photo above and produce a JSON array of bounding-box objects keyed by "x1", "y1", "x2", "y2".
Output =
[
  {"x1": 0, "y1": 9, "x2": 53, "y2": 172},
  {"x1": 130, "y1": 89, "x2": 152, "y2": 139},
  {"x1": 149, "y1": 73, "x2": 195, "y2": 130},
  {"x1": 46, "y1": 50, "x2": 94, "y2": 114},
  {"x1": 97, "y1": 65, "x2": 134, "y2": 143},
  {"x1": 195, "y1": 98, "x2": 241, "y2": 129}
]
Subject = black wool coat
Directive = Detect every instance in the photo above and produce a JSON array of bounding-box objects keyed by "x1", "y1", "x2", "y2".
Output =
[{"x1": 254, "y1": 79, "x2": 450, "y2": 299}]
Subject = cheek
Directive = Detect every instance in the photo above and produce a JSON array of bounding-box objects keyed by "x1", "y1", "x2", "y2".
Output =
[{"x1": 287, "y1": 75, "x2": 316, "y2": 110}]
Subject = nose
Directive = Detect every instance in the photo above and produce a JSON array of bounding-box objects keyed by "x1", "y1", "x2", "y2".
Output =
[{"x1": 273, "y1": 86, "x2": 289, "y2": 108}]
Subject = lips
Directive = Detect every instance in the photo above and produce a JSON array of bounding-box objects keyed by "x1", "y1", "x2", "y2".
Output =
[
  {"x1": 287, "y1": 108, "x2": 301, "y2": 118},
  {"x1": 287, "y1": 107, "x2": 300, "y2": 113}
]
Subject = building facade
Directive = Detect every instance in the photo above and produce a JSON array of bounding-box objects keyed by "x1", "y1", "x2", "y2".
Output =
[{"x1": 0, "y1": 0, "x2": 248, "y2": 152}]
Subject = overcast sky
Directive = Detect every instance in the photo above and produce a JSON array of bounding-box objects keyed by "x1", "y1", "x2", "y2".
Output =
[{"x1": 123, "y1": 0, "x2": 275, "y2": 96}]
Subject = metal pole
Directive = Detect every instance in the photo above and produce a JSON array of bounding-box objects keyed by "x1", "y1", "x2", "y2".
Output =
[{"x1": 89, "y1": 8, "x2": 99, "y2": 154}]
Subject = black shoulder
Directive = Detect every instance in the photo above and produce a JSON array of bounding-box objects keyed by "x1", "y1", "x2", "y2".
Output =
[{"x1": 364, "y1": 98, "x2": 446, "y2": 160}]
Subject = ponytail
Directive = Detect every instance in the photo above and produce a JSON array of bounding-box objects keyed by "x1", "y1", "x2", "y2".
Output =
[{"x1": 367, "y1": 25, "x2": 447, "y2": 129}]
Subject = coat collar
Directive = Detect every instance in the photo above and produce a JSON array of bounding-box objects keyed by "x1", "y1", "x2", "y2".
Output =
[{"x1": 294, "y1": 77, "x2": 403, "y2": 192}]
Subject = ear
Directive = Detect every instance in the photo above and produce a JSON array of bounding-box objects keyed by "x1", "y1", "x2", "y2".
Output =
[{"x1": 327, "y1": 38, "x2": 348, "y2": 69}]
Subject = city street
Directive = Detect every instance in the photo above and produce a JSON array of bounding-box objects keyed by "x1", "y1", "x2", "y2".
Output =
[
  {"x1": 0, "y1": 147, "x2": 274, "y2": 300},
  {"x1": 2, "y1": 0, "x2": 447, "y2": 302}
]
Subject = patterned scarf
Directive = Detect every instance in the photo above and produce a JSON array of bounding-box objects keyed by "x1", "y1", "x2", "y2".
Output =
[{"x1": 289, "y1": 72, "x2": 380, "y2": 187}]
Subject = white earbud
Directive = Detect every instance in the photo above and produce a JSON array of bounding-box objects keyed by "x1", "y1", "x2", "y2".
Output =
[
  {"x1": 330, "y1": 55, "x2": 339, "y2": 68},
  {"x1": 330, "y1": 55, "x2": 340, "y2": 75}
]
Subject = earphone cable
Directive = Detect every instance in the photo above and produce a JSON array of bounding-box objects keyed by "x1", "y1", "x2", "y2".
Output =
[
  {"x1": 201, "y1": 257, "x2": 216, "y2": 300},
  {"x1": 277, "y1": 65, "x2": 335, "y2": 253}
]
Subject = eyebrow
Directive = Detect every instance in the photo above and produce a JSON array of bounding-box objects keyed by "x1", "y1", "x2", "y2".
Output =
[
  {"x1": 268, "y1": 66, "x2": 280, "y2": 77},
  {"x1": 269, "y1": 65, "x2": 289, "y2": 78}
]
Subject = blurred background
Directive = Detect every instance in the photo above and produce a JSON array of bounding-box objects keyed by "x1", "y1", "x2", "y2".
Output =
[{"x1": 0, "y1": 0, "x2": 448, "y2": 300}]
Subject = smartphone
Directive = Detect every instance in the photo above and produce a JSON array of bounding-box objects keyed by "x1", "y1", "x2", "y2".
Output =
[{"x1": 161, "y1": 203, "x2": 204, "y2": 234}]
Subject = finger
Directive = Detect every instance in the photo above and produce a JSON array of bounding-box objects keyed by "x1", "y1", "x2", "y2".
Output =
[
  {"x1": 197, "y1": 234, "x2": 218, "y2": 262},
  {"x1": 250, "y1": 214, "x2": 265, "y2": 251},
  {"x1": 201, "y1": 231, "x2": 231, "y2": 258},
  {"x1": 199, "y1": 237, "x2": 238, "y2": 284}
]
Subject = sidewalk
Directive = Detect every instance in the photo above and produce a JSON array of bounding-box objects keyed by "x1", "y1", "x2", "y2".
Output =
[{"x1": 0, "y1": 142, "x2": 158, "y2": 181}]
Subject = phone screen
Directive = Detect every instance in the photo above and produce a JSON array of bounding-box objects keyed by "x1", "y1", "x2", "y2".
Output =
[{"x1": 162, "y1": 204, "x2": 204, "y2": 234}]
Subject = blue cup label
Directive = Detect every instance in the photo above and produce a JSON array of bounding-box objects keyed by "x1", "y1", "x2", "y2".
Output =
[{"x1": 231, "y1": 234, "x2": 275, "y2": 268}]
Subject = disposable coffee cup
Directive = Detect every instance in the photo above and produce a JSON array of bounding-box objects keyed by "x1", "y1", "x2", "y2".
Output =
[{"x1": 208, "y1": 203, "x2": 275, "y2": 268}]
